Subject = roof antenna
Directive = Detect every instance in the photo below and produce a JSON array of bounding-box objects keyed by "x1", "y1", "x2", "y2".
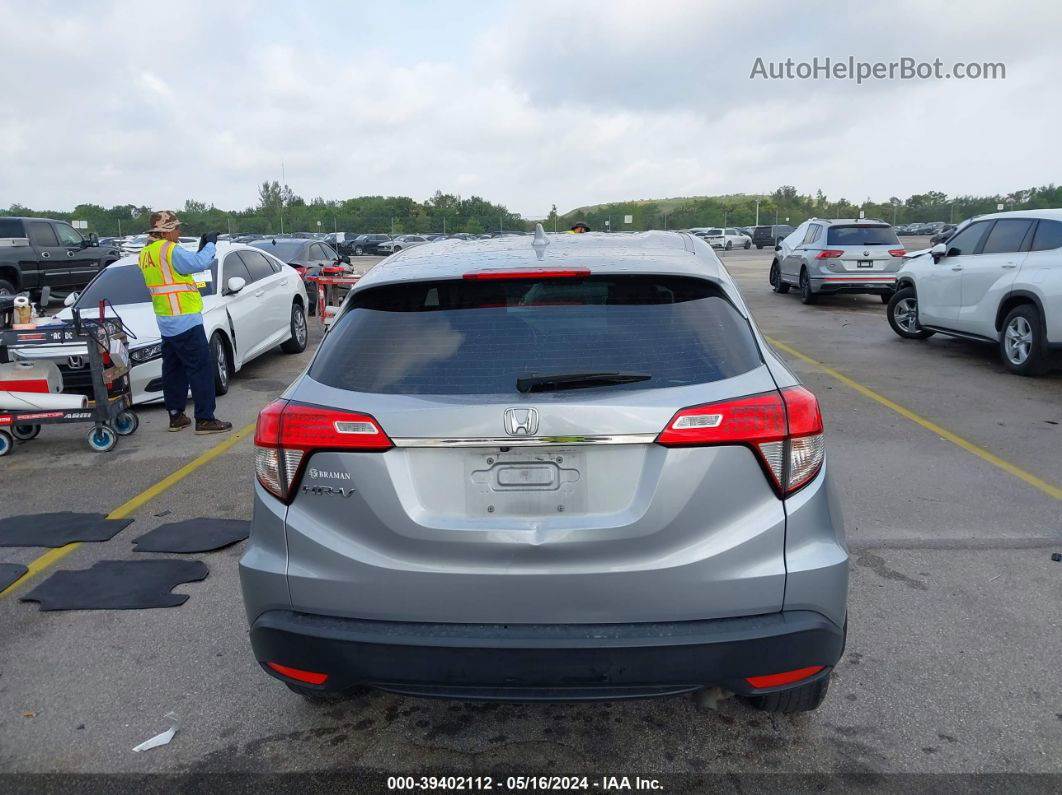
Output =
[{"x1": 532, "y1": 223, "x2": 549, "y2": 261}]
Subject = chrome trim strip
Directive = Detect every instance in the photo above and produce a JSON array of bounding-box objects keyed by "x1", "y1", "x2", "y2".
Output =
[{"x1": 391, "y1": 433, "x2": 659, "y2": 448}]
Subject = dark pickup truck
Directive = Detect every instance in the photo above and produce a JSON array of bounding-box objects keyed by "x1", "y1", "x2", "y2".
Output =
[{"x1": 0, "y1": 217, "x2": 121, "y2": 298}]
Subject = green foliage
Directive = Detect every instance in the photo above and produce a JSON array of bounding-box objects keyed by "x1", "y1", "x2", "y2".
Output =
[{"x1": 6, "y1": 184, "x2": 1062, "y2": 238}]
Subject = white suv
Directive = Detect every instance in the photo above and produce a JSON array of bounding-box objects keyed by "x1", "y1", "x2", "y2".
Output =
[{"x1": 887, "y1": 210, "x2": 1062, "y2": 375}]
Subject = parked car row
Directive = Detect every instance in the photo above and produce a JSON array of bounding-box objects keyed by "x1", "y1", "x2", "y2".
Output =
[
  {"x1": 11, "y1": 243, "x2": 310, "y2": 404},
  {"x1": 765, "y1": 212, "x2": 1061, "y2": 376}
]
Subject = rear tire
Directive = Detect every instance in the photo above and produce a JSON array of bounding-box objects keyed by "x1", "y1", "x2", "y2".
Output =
[
  {"x1": 0, "y1": 279, "x2": 16, "y2": 297},
  {"x1": 743, "y1": 240, "x2": 751, "y2": 249},
  {"x1": 742, "y1": 675, "x2": 830, "y2": 714},
  {"x1": 799, "y1": 269, "x2": 818, "y2": 305},
  {"x1": 769, "y1": 262, "x2": 790, "y2": 294},
  {"x1": 210, "y1": 332, "x2": 231, "y2": 396},
  {"x1": 755, "y1": 244, "x2": 763, "y2": 250},
  {"x1": 0, "y1": 430, "x2": 13, "y2": 456},
  {"x1": 1000, "y1": 304, "x2": 1050, "y2": 376},
  {"x1": 280, "y1": 302, "x2": 308, "y2": 354},
  {"x1": 11, "y1": 424, "x2": 41, "y2": 441},
  {"x1": 887, "y1": 287, "x2": 934, "y2": 340},
  {"x1": 724, "y1": 241, "x2": 732, "y2": 251}
]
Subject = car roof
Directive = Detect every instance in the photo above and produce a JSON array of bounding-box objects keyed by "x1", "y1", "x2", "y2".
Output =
[
  {"x1": 353, "y1": 231, "x2": 724, "y2": 290},
  {"x1": 961, "y1": 208, "x2": 1062, "y2": 223},
  {"x1": 805, "y1": 218, "x2": 890, "y2": 226}
]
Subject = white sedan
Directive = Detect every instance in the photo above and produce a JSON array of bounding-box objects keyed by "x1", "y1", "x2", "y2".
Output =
[{"x1": 14, "y1": 243, "x2": 309, "y2": 405}]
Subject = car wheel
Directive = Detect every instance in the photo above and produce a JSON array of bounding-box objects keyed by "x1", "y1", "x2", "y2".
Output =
[
  {"x1": 1000, "y1": 304, "x2": 1050, "y2": 376},
  {"x1": 887, "y1": 288, "x2": 934, "y2": 340},
  {"x1": 755, "y1": 244, "x2": 764, "y2": 250},
  {"x1": 742, "y1": 674, "x2": 830, "y2": 714},
  {"x1": 0, "y1": 279, "x2": 16, "y2": 297},
  {"x1": 280, "y1": 302, "x2": 308, "y2": 354},
  {"x1": 744, "y1": 240, "x2": 751, "y2": 249},
  {"x1": 210, "y1": 332, "x2": 231, "y2": 395},
  {"x1": 393, "y1": 246, "x2": 402, "y2": 252},
  {"x1": 354, "y1": 246, "x2": 363, "y2": 256},
  {"x1": 769, "y1": 262, "x2": 790, "y2": 294},
  {"x1": 0, "y1": 430, "x2": 12, "y2": 456},
  {"x1": 799, "y1": 269, "x2": 818, "y2": 305},
  {"x1": 724, "y1": 241, "x2": 732, "y2": 251}
]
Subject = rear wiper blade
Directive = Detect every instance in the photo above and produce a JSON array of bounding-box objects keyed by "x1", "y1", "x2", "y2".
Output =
[{"x1": 516, "y1": 371, "x2": 651, "y2": 393}]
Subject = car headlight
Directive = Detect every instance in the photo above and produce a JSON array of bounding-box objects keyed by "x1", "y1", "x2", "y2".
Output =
[{"x1": 129, "y1": 342, "x2": 163, "y2": 364}]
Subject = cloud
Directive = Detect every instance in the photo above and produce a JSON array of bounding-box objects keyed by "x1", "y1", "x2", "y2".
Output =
[{"x1": 1, "y1": 0, "x2": 1060, "y2": 217}]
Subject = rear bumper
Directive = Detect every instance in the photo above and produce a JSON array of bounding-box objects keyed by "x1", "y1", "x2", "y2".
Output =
[
  {"x1": 249, "y1": 609, "x2": 846, "y2": 701},
  {"x1": 811, "y1": 275, "x2": 896, "y2": 294}
]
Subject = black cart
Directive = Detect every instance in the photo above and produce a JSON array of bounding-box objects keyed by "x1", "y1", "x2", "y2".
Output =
[{"x1": 0, "y1": 305, "x2": 139, "y2": 455}]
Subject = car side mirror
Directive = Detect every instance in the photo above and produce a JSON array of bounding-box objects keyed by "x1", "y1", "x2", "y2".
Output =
[
  {"x1": 85, "y1": 232, "x2": 99, "y2": 248},
  {"x1": 774, "y1": 244, "x2": 782, "y2": 251},
  {"x1": 63, "y1": 292, "x2": 79, "y2": 307},
  {"x1": 226, "y1": 276, "x2": 246, "y2": 295},
  {"x1": 930, "y1": 242, "x2": 947, "y2": 263}
]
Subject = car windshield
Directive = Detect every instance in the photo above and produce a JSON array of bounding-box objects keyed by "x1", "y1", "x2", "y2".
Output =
[
  {"x1": 75, "y1": 262, "x2": 217, "y2": 308},
  {"x1": 251, "y1": 240, "x2": 307, "y2": 261},
  {"x1": 705, "y1": 229, "x2": 723, "y2": 236},
  {"x1": 826, "y1": 225, "x2": 901, "y2": 246},
  {"x1": 311, "y1": 275, "x2": 762, "y2": 396}
]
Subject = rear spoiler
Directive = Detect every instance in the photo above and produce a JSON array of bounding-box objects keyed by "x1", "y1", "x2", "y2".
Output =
[{"x1": 0, "y1": 238, "x2": 30, "y2": 247}]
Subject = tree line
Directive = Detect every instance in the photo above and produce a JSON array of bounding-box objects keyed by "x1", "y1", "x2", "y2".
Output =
[{"x1": 5, "y1": 183, "x2": 1062, "y2": 237}]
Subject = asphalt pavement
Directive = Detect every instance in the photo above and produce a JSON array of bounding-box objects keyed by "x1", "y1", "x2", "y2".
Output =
[{"x1": 0, "y1": 243, "x2": 1059, "y2": 787}]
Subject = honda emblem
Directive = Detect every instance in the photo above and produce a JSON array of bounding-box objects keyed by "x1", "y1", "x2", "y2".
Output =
[{"x1": 504, "y1": 407, "x2": 539, "y2": 436}]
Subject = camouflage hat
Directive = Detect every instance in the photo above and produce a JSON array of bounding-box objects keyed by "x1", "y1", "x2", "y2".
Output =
[{"x1": 148, "y1": 210, "x2": 182, "y2": 233}]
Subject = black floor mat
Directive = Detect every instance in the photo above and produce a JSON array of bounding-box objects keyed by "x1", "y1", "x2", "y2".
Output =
[
  {"x1": 20, "y1": 560, "x2": 209, "y2": 611},
  {"x1": 0, "y1": 563, "x2": 28, "y2": 591},
  {"x1": 0, "y1": 512, "x2": 133, "y2": 547},
  {"x1": 132, "y1": 518, "x2": 250, "y2": 553}
]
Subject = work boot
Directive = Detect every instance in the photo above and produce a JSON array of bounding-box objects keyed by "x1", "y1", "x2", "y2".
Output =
[
  {"x1": 168, "y1": 412, "x2": 192, "y2": 432},
  {"x1": 195, "y1": 418, "x2": 233, "y2": 435}
]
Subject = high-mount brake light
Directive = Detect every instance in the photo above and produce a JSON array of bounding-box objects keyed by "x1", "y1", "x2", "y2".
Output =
[
  {"x1": 463, "y1": 268, "x2": 591, "y2": 280},
  {"x1": 816, "y1": 250, "x2": 844, "y2": 259},
  {"x1": 254, "y1": 400, "x2": 392, "y2": 502},
  {"x1": 656, "y1": 387, "x2": 824, "y2": 497}
]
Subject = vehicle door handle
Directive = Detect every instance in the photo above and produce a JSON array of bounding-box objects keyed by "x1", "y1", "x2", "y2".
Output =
[
  {"x1": 951, "y1": 265, "x2": 962, "y2": 271},
  {"x1": 254, "y1": 290, "x2": 265, "y2": 298},
  {"x1": 1002, "y1": 263, "x2": 1017, "y2": 269}
]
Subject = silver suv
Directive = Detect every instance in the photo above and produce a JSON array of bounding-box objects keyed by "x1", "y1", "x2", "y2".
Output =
[
  {"x1": 240, "y1": 231, "x2": 848, "y2": 712},
  {"x1": 770, "y1": 219, "x2": 907, "y2": 304}
]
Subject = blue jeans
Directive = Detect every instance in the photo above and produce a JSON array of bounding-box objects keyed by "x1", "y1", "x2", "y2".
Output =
[{"x1": 161, "y1": 324, "x2": 216, "y2": 421}]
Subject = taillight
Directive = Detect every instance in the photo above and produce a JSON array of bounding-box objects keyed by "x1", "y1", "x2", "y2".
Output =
[
  {"x1": 746, "y1": 665, "x2": 824, "y2": 689},
  {"x1": 254, "y1": 399, "x2": 392, "y2": 502},
  {"x1": 656, "y1": 386, "x2": 824, "y2": 497},
  {"x1": 888, "y1": 249, "x2": 906, "y2": 258},
  {"x1": 463, "y1": 268, "x2": 591, "y2": 280},
  {"x1": 815, "y1": 250, "x2": 844, "y2": 259}
]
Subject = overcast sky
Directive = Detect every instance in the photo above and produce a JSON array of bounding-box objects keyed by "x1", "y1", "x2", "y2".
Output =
[{"x1": 2, "y1": 0, "x2": 1059, "y2": 217}]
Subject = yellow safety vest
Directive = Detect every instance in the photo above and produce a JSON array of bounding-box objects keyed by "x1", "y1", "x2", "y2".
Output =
[{"x1": 138, "y1": 239, "x2": 203, "y2": 317}]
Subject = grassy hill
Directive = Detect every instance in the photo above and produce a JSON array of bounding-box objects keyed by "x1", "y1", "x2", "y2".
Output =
[{"x1": 561, "y1": 193, "x2": 769, "y2": 218}]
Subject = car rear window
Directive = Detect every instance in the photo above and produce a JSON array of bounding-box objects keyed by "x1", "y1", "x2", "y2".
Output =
[
  {"x1": 0, "y1": 219, "x2": 24, "y2": 237},
  {"x1": 826, "y1": 225, "x2": 900, "y2": 246},
  {"x1": 311, "y1": 275, "x2": 763, "y2": 396}
]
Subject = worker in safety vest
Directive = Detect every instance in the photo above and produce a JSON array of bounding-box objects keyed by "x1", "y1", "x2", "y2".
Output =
[{"x1": 137, "y1": 211, "x2": 232, "y2": 435}]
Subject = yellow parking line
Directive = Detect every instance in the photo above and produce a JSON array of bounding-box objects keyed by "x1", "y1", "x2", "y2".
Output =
[
  {"x1": 0, "y1": 421, "x2": 257, "y2": 598},
  {"x1": 765, "y1": 336, "x2": 1062, "y2": 501}
]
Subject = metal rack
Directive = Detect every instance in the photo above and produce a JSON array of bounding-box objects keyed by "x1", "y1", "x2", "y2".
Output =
[{"x1": 0, "y1": 303, "x2": 139, "y2": 455}]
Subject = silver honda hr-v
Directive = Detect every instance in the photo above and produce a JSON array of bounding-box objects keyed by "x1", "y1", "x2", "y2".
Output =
[{"x1": 240, "y1": 229, "x2": 848, "y2": 712}]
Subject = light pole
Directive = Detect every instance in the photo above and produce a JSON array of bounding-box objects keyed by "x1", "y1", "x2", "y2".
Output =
[{"x1": 755, "y1": 200, "x2": 760, "y2": 226}]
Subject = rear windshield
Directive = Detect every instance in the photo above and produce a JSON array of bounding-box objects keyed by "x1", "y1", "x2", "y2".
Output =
[
  {"x1": 251, "y1": 240, "x2": 306, "y2": 261},
  {"x1": 311, "y1": 275, "x2": 763, "y2": 396},
  {"x1": 826, "y1": 225, "x2": 900, "y2": 246},
  {"x1": 76, "y1": 262, "x2": 217, "y2": 307}
]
